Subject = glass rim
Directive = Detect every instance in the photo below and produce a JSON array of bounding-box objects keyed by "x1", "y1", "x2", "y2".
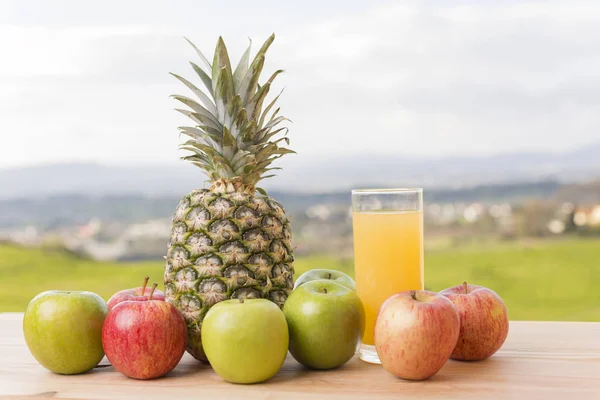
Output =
[{"x1": 351, "y1": 188, "x2": 422, "y2": 195}]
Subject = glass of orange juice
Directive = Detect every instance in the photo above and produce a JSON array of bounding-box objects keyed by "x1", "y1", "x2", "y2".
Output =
[{"x1": 351, "y1": 188, "x2": 424, "y2": 364}]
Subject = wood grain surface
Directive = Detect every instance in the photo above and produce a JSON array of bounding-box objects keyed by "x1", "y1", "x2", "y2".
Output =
[{"x1": 1, "y1": 313, "x2": 599, "y2": 400}]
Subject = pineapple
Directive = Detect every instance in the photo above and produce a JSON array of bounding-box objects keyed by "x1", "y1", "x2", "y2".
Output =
[{"x1": 164, "y1": 34, "x2": 295, "y2": 362}]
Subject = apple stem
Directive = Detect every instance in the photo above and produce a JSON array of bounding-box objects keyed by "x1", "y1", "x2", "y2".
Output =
[
  {"x1": 148, "y1": 283, "x2": 158, "y2": 300},
  {"x1": 410, "y1": 291, "x2": 417, "y2": 301},
  {"x1": 323, "y1": 288, "x2": 328, "y2": 294},
  {"x1": 327, "y1": 273, "x2": 332, "y2": 279},
  {"x1": 463, "y1": 281, "x2": 468, "y2": 294},
  {"x1": 141, "y1": 276, "x2": 149, "y2": 294}
]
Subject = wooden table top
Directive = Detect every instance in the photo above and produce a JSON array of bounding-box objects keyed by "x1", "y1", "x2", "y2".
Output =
[{"x1": 1, "y1": 313, "x2": 599, "y2": 400}]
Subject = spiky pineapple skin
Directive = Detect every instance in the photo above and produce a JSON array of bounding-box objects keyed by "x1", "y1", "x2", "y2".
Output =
[{"x1": 164, "y1": 188, "x2": 294, "y2": 361}]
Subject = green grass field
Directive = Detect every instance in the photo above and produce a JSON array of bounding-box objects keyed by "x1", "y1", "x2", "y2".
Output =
[{"x1": 1, "y1": 239, "x2": 599, "y2": 321}]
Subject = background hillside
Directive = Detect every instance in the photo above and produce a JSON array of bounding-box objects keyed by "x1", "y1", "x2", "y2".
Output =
[{"x1": 3, "y1": 239, "x2": 599, "y2": 320}]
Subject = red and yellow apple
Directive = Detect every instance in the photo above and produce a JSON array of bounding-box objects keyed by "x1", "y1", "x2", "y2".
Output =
[
  {"x1": 439, "y1": 282, "x2": 509, "y2": 361},
  {"x1": 107, "y1": 276, "x2": 165, "y2": 310},
  {"x1": 374, "y1": 290, "x2": 459, "y2": 380},
  {"x1": 102, "y1": 284, "x2": 187, "y2": 379}
]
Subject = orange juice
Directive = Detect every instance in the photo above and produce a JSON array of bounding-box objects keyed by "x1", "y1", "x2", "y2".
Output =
[{"x1": 352, "y1": 210, "x2": 424, "y2": 345}]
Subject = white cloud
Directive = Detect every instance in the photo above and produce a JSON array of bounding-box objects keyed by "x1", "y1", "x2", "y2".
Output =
[
  {"x1": 0, "y1": 25, "x2": 155, "y2": 77},
  {"x1": 273, "y1": 0, "x2": 600, "y2": 156},
  {"x1": 1, "y1": 0, "x2": 600, "y2": 169}
]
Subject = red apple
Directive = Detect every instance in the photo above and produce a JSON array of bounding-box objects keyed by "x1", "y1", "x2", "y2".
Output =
[
  {"x1": 102, "y1": 284, "x2": 187, "y2": 379},
  {"x1": 374, "y1": 290, "x2": 459, "y2": 381},
  {"x1": 107, "y1": 276, "x2": 165, "y2": 310},
  {"x1": 439, "y1": 282, "x2": 509, "y2": 361}
]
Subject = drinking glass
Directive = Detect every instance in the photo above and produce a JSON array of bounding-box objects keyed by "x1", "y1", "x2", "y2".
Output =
[{"x1": 352, "y1": 188, "x2": 424, "y2": 364}]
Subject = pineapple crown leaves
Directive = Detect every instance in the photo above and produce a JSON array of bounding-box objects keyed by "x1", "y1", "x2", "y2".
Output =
[{"x1": 171, "y1": 33, "x2": 294, "y2": 190}]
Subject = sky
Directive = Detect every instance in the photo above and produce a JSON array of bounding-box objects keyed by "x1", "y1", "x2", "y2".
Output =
[{"x1": 1, "y1": 0, "x2": 600, "y2": 169}]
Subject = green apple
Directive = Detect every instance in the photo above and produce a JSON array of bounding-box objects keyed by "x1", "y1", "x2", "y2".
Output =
[
  {"x1": 201, "y1": 298, "x2": 289, "y2": 384},
  {"x1": 284, "y1": 280, "x2": 364, "y2": 370},
  {"x1": 23, "y1": 290, "x2": 108, "y2": 375},
  {"x1": 294, "y1": 269, "x2": 356, "y2": 291}
]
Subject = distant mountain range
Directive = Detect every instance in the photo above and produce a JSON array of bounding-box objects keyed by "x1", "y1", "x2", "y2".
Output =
[{"x1": 1, "y1": 143, "x2": 599, "y2": 199}]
